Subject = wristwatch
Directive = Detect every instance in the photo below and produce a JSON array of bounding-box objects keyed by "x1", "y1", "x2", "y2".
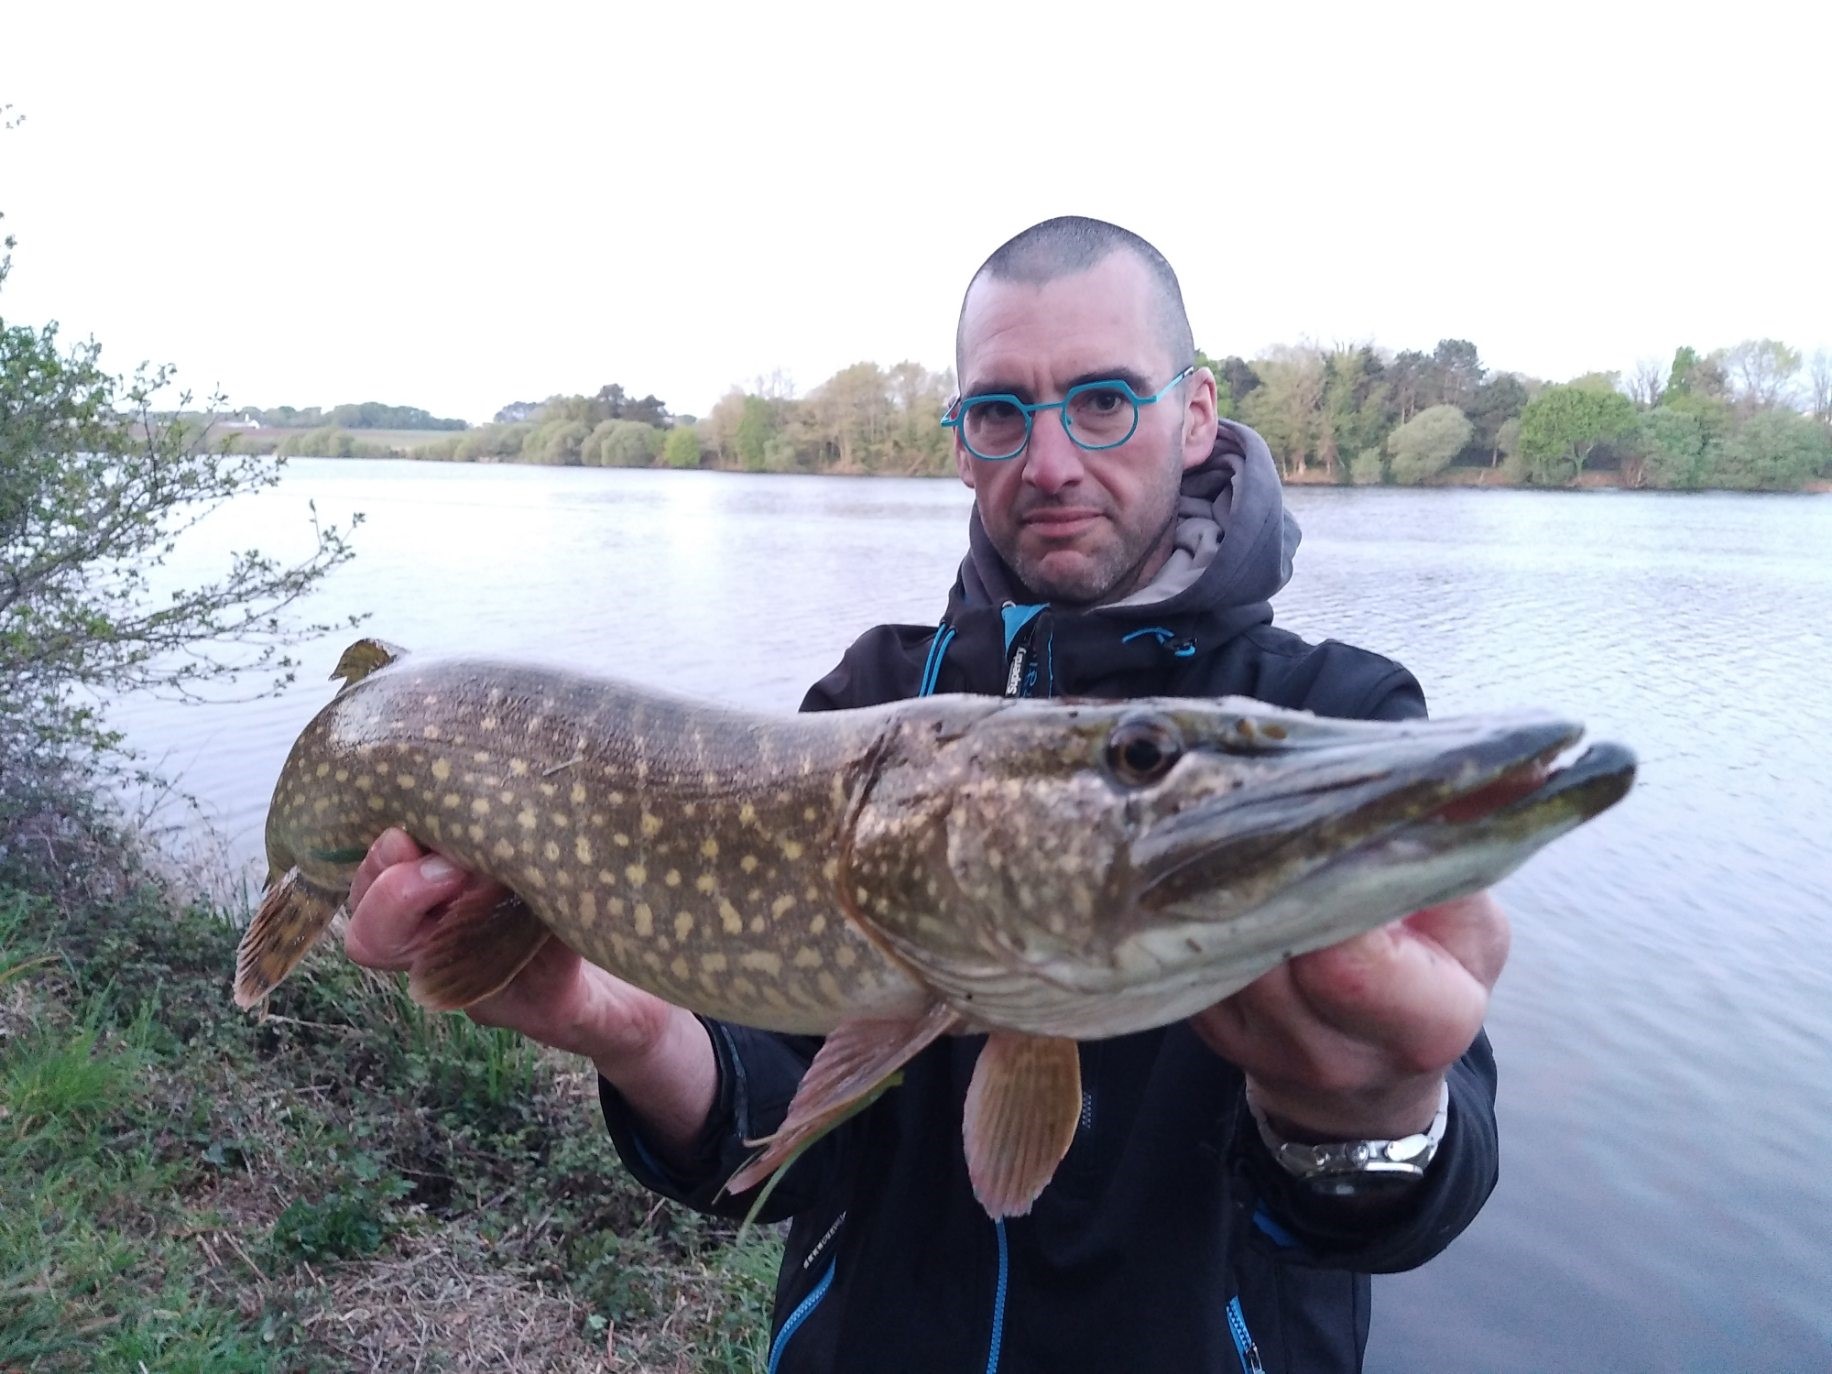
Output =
[{"x1": 1246, "y1": 1082, "x2": 1450, "y2": 1199}]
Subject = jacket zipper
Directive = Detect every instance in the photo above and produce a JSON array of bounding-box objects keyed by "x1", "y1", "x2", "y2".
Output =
[
  {"x1": 766, "y1": 1257, "x2": 836, "y2": 1374},
  {"x1": 984, "y1": 1218, "x2": 1009, "y2": 1374},
  {"x1": 1226, "y1": 1294, "x2": 1265, "y2": 1374}
]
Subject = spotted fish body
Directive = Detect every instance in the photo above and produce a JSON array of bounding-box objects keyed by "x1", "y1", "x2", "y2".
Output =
[
  {"x1": 250, "y1": 648, "x2": 932, "y2": 1032},
  {"x1": 236, "y1": 638, "x2": 1635, "y2": 1217}
]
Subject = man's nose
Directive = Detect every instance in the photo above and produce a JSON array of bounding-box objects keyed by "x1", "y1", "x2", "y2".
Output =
[{"x1": 1021, "y1": 410, "x2": 1085, "y2": 493}]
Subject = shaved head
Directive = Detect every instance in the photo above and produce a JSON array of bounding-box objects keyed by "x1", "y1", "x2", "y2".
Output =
[{"x1": 956, "y1": 217, "x2": 1195, "y2": 379}]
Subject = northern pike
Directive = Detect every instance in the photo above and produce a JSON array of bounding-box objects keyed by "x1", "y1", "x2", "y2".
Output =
[{"x1": 234, "y1": 638, "x2": 1635, "y2": 1216}]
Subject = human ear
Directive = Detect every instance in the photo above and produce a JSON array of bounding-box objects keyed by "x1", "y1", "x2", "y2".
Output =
[{"x1": 1182, "y1": 368, "x2": 1221, "y2": 470}]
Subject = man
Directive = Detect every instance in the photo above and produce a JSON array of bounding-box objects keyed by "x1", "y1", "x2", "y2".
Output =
[{"x1": 346, "y1": 217, "x2": 1505, "y2": 1372}]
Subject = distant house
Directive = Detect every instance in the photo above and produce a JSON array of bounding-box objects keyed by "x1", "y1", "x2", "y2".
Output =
[{"x1": 215, "y1": 412, "x2": 260, "y2": 429}]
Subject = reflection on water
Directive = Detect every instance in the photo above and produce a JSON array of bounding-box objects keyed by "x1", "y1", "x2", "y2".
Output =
[{"x1": 107, "y1": 461, "x2": 1832, "y2": 1372}]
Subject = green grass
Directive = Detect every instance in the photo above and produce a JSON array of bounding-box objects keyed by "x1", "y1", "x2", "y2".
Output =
[{"x1": 0, "y1": 837, "x2": 780, "y2": 1371}]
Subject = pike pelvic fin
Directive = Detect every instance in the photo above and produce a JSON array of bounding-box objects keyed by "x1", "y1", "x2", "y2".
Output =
[
  {"x1": 233, "y1": 866, "x2": 343, "y2": 1009},
  {"x1": 726, "y1": 1002, "x2": 962, "y2": 1198},
  {"x1": 407, "y1": 887, "x2": 551, "y2": 1011},
  {"x1": 330, "y1": 637, "x2": 407, "y2": 689},
  {"x1": 962, "y1": 1032, "x2": 1082, "y2": 1218}
]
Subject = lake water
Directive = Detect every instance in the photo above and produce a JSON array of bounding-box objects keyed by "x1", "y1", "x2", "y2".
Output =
[{"x1": 106, "y1": 460, "x2": 1832, "y2": 1372}]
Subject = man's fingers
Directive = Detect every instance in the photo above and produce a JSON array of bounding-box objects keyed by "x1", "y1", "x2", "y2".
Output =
[
  {"x1": 1400, "y1": 891, "x2": 1511, "y2": 989},
  {"x1": 1283, "y1": 923, "x2": 1490, "y2": 1070},
  {"x1": 343, "y1": 849, "x2": 476, "y2": 972},
  {"x1": 348, "y1": 827, "x2": 424, "y2": 913}
]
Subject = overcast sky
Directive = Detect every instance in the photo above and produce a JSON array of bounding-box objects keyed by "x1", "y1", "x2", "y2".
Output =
[{"x1": 3, "y1": 2, "x2": 1825, "y2": 423}]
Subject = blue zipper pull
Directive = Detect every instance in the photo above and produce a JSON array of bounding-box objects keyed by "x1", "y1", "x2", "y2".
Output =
[{"x1": 1226, "y1": 1295, "x2": 1265, "y2": 1374}]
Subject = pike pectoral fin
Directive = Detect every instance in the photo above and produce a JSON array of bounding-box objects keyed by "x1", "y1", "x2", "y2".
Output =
[
  {"x1": 233, "y1": 867, "x2": 343, "y2": 1009},
  {"x1": 406, "y1": 887, "x2": 551, "y2": 1011},
  {"x1": 726, "y1": 1002, "x2": 962, "y2": 1199},
  {"x1": 963, "y1": 1033, "x2": 1082, "y2": 1219}
]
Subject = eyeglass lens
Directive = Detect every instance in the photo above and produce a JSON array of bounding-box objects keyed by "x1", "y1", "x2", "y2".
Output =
[{"x1": 962, "y1": 385, "x2": 1137, "y2": 459}]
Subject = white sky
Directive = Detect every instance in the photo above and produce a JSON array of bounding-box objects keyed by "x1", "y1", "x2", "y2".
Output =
[{"x1": 3, "y1": 2, "x2": 1826, "y2": 424}]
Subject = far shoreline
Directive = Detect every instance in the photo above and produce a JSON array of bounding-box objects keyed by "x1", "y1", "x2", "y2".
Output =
[{"x1": 266, "y1": 448, "x2": 1832, "y2": 497}]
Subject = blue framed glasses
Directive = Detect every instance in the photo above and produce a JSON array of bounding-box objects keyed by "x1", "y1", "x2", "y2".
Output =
[{"x1": 941, "y1": 365, "x2": 1196, "y2": 462}]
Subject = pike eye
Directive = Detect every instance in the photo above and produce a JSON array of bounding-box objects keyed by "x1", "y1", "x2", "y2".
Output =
[{"x1": 1107, "y1": 716, "x2": 1184, "y2": 786}]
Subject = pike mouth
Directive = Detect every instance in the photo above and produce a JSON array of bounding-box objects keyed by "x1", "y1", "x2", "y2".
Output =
[
  {"x1": 1132, "y1": 715, "x2": 1635, "y2": 908},
  {"x1": 1422, "y1": 738, "x2": 1636, "y2": 829}
]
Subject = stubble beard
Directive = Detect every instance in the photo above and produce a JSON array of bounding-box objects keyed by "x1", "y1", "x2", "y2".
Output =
[{"x1": 1004, "y1": 450, "x2": 1187, "y2": 609}]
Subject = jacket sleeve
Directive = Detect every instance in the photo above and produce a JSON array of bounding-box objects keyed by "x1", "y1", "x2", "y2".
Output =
[
  {"x1": 598, "y1": 1018, "x2": 859, "y2": 1223},
  {"x1": 1235, "y1": 1030, "x2": 1500, "y2": 1273}
]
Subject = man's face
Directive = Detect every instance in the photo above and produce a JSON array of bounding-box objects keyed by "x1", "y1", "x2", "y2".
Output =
[{"x1": 953, "y1": 253, "x2": 1218, "y2": 607}]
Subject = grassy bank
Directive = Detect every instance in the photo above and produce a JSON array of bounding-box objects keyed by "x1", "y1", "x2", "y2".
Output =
[{"x1": 0, "y1": 794, "x2": 778, "y2": 1371}]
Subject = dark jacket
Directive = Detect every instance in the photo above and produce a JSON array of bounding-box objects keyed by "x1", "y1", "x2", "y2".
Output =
[{"x1": 601, "y1": 422, "x2": 1500, "y2": 1372}]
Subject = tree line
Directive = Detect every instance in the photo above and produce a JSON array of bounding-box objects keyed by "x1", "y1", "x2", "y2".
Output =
[
  {"x1": 375, "y1": 362, "x2": 959, "y2": 476},
  {"x1": 230, "y1": 339, "x2": 1832, "y2": 492},
  {"x1": 248, "y1": 401, "x2": 466, "y2": 431},
  {"x1": 1208, "y1": 337, "x2": 1831, "y2": 492}
]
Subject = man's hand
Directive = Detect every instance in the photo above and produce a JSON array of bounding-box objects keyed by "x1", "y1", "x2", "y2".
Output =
[
  {"x1": 1190, "y1": 891, "x2": 1509, "y2": 1142},
  {"x1": 344, "y1": 828, "x2": 717, "y2": 1158}
]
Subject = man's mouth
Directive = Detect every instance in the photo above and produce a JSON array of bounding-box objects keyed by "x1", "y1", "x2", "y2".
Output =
[{"x1": 1022, "y1": 508, "x2": 1103, "y2": 537}]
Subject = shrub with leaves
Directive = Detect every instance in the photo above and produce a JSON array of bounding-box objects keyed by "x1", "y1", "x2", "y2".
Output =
[{"x1": 0, "y1": 202, "x2": 360, "y2": 779}]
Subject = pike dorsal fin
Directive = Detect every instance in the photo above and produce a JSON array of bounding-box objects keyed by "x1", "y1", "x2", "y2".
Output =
[
  {"x1": 330, "y1": 637, "x2": 407, "y2": 689},
  {"x1": 962, "y1": 1032, "x2": 1082, "y2": 1218}
]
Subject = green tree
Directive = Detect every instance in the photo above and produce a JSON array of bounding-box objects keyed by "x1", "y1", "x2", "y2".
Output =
[
  {"x1": 661, "y1": 424, "x2": 701, "y2": 470},
  {"x1": 1664, "y1": 345, "x2": 1730, "y2": 403},
  {"x1": 1467, "y1": 374, "x2": 1528, "y2": 465},
  {"x1": 807, "y1": 362, "x2": 890, "y2": 472},
  {"x1": 1386, "y1": 405, "x2": 1474, "y2": 485},
  {"x1": 1316, "y1": 347, "x2": 1388, "y2": 481},
  {"x1": 1241, "y1": 346, "x2": 1326, "y2": 477},
  {"x1": 700, "y1": 390, "x2": 748, "y2": 467},
  {"x1": 1714, "y1": 409, "x2": 1830, "y2": 489},
  {"x1": 735, "y1": 396, "x2": 778, "y2": 472},
  {"x1": 1386, "y1": 350, "x2": 1431, "y2": 424},
  {"x1": 1424, "y1": 339, "x2": 1484, "y2": 411},
  {"x1": 1199, "y1": 353, "x2": 1261, "y2": 419},
  {"x1": 1494, "y1": 416, "x2": 1522, "y2": 470},
  {"x1": 1637, "y1": 406, "x2": 1714, "y2": 489},
  {"x1": 586, "y1": 420, "x2": 661, "y2": 468},
  {"x1": 1348, "y1": 447, "x2": 1387, "y2": 485},
  {"x1": 0, "y1": 209, "x2": 358, "y2": 771},
  {"x1": 1515, "y1": 384, "x2": 1639, "y2": 484},
  {"x1": 526, "y1": 418, "x2": 590, "y2": 465}
]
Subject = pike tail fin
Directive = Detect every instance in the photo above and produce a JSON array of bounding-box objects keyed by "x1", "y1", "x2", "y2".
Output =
[
  {"x1": 406, "y1": 885, "x2": 551, "y2": 1011},
  {"x1": 233, "y1": 867, "x2": 343, "y2": 1009}
]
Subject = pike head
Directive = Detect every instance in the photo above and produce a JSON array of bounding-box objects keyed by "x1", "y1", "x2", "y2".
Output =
[{"x1": 843, "y1": 695, "x2": 1634, "y2": 1038}]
